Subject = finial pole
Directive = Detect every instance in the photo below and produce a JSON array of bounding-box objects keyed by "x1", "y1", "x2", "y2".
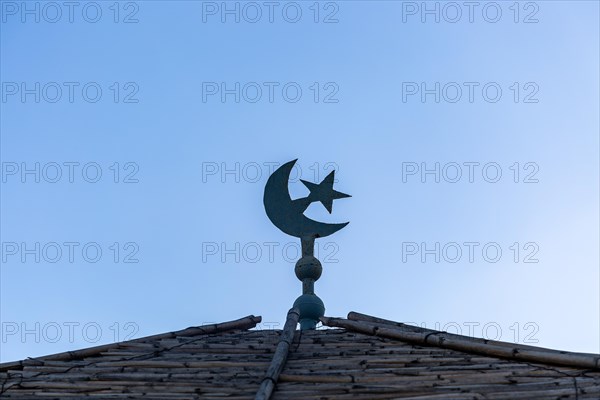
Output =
[
  {"x1": 293, "y1": 236, "x2": 324, "y2": 330},
  {"x1": 301, "y1": 237, "x2": 314, "y2": 257}
]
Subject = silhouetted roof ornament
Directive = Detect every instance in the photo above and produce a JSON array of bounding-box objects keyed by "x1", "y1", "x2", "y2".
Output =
[{"x1": 263, "y1": 159, "x2": 350, "y2": 330}]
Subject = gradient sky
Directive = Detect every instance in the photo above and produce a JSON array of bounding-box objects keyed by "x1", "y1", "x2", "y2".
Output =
[{"x1": 1, "y1": 0, "x2": 599, "y2": 362}]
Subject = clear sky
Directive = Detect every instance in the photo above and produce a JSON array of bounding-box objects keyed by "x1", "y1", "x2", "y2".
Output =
[{"x1": 1, "y1": 1, "x2": 599, "y2": 362}]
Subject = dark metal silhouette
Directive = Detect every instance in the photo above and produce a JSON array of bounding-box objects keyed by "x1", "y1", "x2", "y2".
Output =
[{"x1": 263, "y1": 159, "x2": 350, "y2": 330}]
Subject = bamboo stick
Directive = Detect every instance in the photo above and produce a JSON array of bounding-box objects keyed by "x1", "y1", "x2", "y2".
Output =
[
  {"x1": 0, "y1": 315, "x2": 262, "y2": 372},
  {"x1": 347, "y1": 311, "x2": 553, "y2": 351},
  {"x1": 321, "y1": 316, "x2": 600, "y2": 370},
  {"x1": 254, "y1": 308, "x2": 299, "y2": 400}
]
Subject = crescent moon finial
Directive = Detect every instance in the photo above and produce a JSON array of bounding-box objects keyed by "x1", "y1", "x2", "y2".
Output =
[
  {"x1": 263, "y1": 159, "x2": 350, "y2": 330},
  {"x1": 263, "y1": 159, "x2": 350, "y2": 239}
]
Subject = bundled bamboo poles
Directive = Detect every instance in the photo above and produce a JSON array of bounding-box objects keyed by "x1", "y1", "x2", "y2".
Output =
[
  {"x1": 321, "y1": 312, "x2": 600, "y2": 370},
  {"x1": 255, "y1": 308, "x2": 299, "y2": 400},
  {"x1": 0, "y1": 315, "x2": 262, "y2": 372},
  {"x1": 3, "y1": 317, "x2": 600, "y2": 399}
]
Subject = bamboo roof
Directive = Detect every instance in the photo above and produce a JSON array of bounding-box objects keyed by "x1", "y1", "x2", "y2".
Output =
[{"x1": 1, "y1": 312, "x2": 599, "y2": 399}]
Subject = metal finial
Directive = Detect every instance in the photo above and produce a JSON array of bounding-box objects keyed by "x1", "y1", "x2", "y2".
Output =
[{"x1": 263, "y1": 159, "x2": 350, "y2": 330}]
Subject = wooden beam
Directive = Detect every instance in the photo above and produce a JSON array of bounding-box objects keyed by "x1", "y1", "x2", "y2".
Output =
[
  {"x1": 0, "y1": 315, "x2": 262, "y2": 372},
  {"x1": 255, "y1": 308, "x2": 299, "y2": 400},
  {"x1": 321, "y1": 314, "x2": 600, "y2": 370}
]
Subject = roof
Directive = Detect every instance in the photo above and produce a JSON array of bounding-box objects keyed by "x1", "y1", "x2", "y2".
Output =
[{"x1": 1, "y1": 311, "x2": 599, "y2": 399}]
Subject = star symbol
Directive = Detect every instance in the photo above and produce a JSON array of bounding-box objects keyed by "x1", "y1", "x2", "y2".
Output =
[{"x1": 301, "y1": 170, "x2": 351, "y2": 214}]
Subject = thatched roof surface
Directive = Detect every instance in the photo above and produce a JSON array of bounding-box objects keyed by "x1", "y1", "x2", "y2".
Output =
[{"x1": 1, "y1": 312, "x2": 599, "y2": 399}]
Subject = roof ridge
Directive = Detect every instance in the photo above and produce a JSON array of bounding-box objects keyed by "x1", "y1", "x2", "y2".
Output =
[
  {"x1": 347, "y1": 312, "x2": 554, "y2": 351},
  {"x1": 321, "y1": 312, "x2": 600, "y2": 370},
  {"x1": 0, "y1": 315, "x2": 262, "y2": 372},
  {"x1": 255, "y1": 308, "x2": 300, "y2": 400}
]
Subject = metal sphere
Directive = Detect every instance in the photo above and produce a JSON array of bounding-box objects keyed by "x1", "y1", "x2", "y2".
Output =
[
  {"x1": 294, "y1": 256, "x2": 323, "y2": 281},
  {"x1": 293, "y1": 293, "x2": 325, "y2": 330}
]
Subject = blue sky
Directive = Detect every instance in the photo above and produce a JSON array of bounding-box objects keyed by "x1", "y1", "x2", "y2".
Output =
[{"x1": 1, "y1": 1, "x2": 599, "y2": 362}]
